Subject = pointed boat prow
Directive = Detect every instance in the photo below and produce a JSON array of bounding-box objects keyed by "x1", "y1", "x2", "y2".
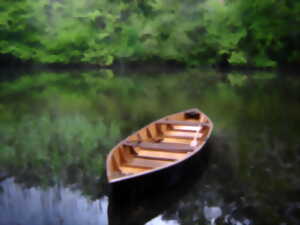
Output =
[{"x1": 106, "y1": 108, "x2": 213, "y2": 184}]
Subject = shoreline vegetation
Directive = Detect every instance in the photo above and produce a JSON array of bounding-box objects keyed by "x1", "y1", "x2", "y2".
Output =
[
  {"x1": 0, "y1": 0, "x2": 299, "y2": 69},
  {"x1": 1, "y1": 54, "x2": 300, "y2": 73}
]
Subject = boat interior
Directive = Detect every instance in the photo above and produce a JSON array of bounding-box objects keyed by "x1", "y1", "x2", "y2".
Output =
[{"x1": 107, "y1": 110, "x2": 211, "y2": 182}]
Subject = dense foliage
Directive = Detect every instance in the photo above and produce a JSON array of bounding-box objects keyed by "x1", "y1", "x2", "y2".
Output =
[{"x1": 0, "y1": 0, "x2": 299, "y2": 67}]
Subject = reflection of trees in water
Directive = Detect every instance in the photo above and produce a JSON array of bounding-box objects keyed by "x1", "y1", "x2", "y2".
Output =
[
  {"x1": 0, "y1": 69, "x2": 300, "y2": 224},
  {"x1": 0, "y1": 112, "x2": 119, "y2": 198},
  {"x1": 0, "y1": 178, "x2": 109, "y2": 225}
]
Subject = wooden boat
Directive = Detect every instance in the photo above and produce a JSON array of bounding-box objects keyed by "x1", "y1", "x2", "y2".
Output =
[{"x1": 106, "y1": 108, "x2": 213, "y2": 184}]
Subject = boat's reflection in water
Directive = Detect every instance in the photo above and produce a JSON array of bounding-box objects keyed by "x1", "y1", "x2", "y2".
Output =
[{"x1": 107, "y1": 141, "x2": 212, "y2": 225}]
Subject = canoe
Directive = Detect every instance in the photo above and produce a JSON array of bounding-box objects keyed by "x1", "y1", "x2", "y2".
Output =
[{"x1": 106, "y1": 108, "x2": 213, "y2": 184}]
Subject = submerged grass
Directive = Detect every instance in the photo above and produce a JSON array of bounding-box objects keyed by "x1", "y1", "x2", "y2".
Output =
[{"x1": 0, "y1": 112, "x2": 120, "y2": 179}]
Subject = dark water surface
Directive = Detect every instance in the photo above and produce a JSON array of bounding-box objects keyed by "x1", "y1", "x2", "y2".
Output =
[{"x1": 0, "y1": 68, "x2": 300, "y2": 225}]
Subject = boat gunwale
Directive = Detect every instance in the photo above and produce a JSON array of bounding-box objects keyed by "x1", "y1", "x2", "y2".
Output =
[{"x1": 106, "y1": 108, "x2": 214, "y2": 184}]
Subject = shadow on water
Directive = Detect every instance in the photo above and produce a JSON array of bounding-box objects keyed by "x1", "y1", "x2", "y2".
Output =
[{"x1": 108, "y1": 140, "x2": 212, "y2": 225}]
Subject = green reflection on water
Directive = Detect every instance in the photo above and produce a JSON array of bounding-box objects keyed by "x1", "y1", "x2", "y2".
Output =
[
  {"x1": 1, "y1": 68, "x2": 300, "y2": 216},
  {"x1": 0, "y1": 71, "x2": 123, "y2": 189}
]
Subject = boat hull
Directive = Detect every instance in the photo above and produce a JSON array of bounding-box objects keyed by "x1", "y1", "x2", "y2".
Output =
[
  {"x1": 108, "y1": 138, "x2": 212, "y2": 197},
  {"x1": 106, "y1": 108, "x2": 213, "y2": 191}
]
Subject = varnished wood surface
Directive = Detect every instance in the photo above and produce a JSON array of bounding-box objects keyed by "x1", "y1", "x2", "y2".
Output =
[
  {"x1": 126, "y1": 141, "x2": 194, "y2": 152},
  {"x1": 106, "y1": 108, "x2": 213, "y2": 183}
]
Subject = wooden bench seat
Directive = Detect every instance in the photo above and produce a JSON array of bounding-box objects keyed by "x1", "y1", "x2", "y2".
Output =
[
  {"x1": 124, "y1": 158, "x2": 169, "y2": 169},
  {"x1": 124, "y1": 141, "x2": 194, "y2": 153},
  {"x1": 157, "y1": 120, "x2": 210, "y2": 127},
  {"x1": 164, "y1": 131, "x2": 203, "y2": 139},
  {"x1": 135, "y1": 154, "x2": 177, "y2": 161},
  {"x1": 171, "y1": 128, "x2": 199, "y2": 132}
]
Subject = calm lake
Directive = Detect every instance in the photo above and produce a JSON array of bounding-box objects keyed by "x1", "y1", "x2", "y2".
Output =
[{"x1": 0, "y1": 68, "x2": 300, "y2": 225}]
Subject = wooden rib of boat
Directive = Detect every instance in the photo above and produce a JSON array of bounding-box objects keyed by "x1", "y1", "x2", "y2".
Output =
[{"x1": 106, "y1": 108, "x2": 213, "y2": 184}]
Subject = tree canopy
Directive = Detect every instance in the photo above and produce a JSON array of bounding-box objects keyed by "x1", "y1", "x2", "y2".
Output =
[{"x1": 0, "y1": 0, "x2": 299, "y2": 67}]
